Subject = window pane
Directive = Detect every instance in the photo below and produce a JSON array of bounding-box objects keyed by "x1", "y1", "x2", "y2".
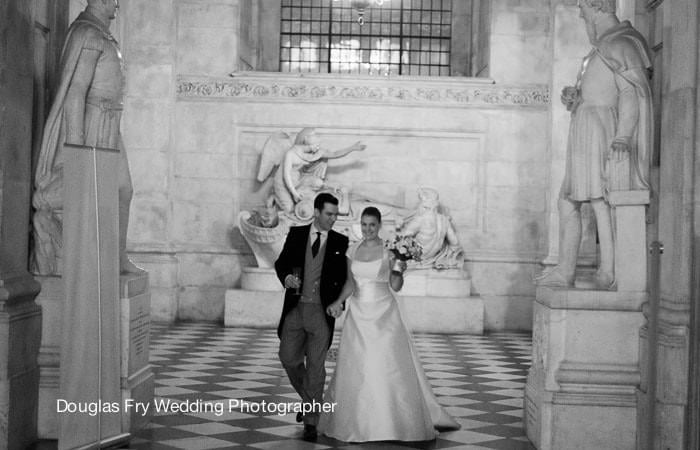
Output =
[{"x1": 281, "y1": 0, "x2": 452, "y2": 75}]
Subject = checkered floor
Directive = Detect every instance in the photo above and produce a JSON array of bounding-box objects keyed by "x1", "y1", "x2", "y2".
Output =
[{"x1": 126, "y1": 323, "x2": 534, "y2": 450}]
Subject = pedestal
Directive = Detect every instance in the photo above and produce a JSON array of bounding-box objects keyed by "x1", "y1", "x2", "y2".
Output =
[
  {"x1": 0, "y1": 274, "x2": 42, "y2": 450},
  {"x1": 35, "y1": 273, "x2": 153, "y2": 439},
  {"x1": 524, "y1": 286, "x2": 645, "y2": 449},
  {"x1": 396, "y1": 268, "x2": 482, "y2": 334},
  {"x1": 608, "y1": 190, "x2": 649, "y2": 291},
  {"x1": 240, "y1": 267, "x2": 284, "y2": 292},
  {"x1": 60, "y1": 143, "x2": 124, "y2": 448},
  {"x1": 35, "y1": 276, "x2": 62, "y2": 439},
  {"x1": 225, "y1": 267, "x2": 483, "y2": 333},
  {"x1": 120, "y1": 272, "x2": 154, "y2": 433}
]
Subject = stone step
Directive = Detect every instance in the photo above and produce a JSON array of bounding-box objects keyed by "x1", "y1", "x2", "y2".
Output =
[
  {"x1": 224, "y1": 289, "x2": 483, "y2": 334},
  {"x1": 240, "y1": 266, "x2": 472, "y2": 297}
]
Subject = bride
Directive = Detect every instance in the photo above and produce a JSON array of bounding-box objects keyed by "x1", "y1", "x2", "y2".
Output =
[{"x1": 318, "y1": 206, "x2": 460, "y2": 442}]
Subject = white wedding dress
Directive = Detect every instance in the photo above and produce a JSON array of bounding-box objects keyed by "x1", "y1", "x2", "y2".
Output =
[{"x1": 318, "y1": 245, "x2": 460, "y2": 442}]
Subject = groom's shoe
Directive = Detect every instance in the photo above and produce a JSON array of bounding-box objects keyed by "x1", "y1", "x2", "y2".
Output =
[
  {"x1": 296, "y1": 412, "x2": 303, "y2": 423},
  {"x1": 302, "y1": 424, "x2": 318, "y2": 442}
]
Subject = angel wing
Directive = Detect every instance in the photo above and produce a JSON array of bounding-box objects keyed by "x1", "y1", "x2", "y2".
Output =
[{"x1": 257, "y1": 131, "x2": 293, "y2": 182}]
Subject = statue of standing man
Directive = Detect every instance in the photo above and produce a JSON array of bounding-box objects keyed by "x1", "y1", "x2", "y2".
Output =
[
  {"x1": 32, "y1": 0, "x2": 140, "y2": 274},
  {"x1": 537, "y1": 0, "x2": 652, "y2": 289}
]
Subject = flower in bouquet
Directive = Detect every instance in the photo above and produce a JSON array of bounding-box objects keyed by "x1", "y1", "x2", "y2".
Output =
[
  {"x1": 385, "y1": 235, "x2": 422, "y2": 273},
  {"x1": 385, "y1": 234, "x2": 423, "y2": 263}
]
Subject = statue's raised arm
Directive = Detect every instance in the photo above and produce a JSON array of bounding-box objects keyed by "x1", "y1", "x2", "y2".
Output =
[{"x1": 319, "y1": 140, "x2": 366, "y2": 160}]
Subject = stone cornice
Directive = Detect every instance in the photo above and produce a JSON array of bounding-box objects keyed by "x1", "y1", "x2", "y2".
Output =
[{"x1": 176, "y1": 72, "x2": 550, "y2": 108}]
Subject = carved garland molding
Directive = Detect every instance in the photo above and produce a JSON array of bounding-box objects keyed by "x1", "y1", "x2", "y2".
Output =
[{"x1": 177, "y1": 76, "x2": 550, "y2": 108}]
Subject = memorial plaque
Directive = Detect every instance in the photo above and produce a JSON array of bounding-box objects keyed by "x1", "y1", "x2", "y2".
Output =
[{"x1": 119, "y1": 272, "x2": 154, "y2": 433}]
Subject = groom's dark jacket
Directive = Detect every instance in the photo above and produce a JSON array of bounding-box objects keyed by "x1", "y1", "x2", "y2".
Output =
[{"x1": 274, "y1": 224, "x2": 349, "y2": 347}]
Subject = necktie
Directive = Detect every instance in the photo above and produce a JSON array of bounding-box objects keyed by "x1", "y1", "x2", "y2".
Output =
[{"x1": 311, "y1": 232, "x2": 321, "y2": 257}]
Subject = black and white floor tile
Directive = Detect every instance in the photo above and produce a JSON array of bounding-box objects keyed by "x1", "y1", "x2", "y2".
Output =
[{"x1": 125, "y1": 323, "x2": 534, "y2": 450}]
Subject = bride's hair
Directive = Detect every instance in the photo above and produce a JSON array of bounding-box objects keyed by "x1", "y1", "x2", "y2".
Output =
[{"x1": 361, "y1": 206, "x2": 381, "y2": 223}]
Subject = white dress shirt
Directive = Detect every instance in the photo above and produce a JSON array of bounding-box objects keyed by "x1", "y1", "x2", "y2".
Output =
[{"x1": 309, "y1": 223, "x2": 328, "y2": 249}]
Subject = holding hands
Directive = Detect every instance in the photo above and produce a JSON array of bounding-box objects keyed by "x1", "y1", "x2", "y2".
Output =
[
  {"x1": 391, "y1": 258, "x2": 407, "y2": 274},
  {"x1": 284, "y1": 268, "x2": 302, "y2": 290},
  {"x1": 284, "y1": 269, "x2": 344, "y2": 317},
  {"x1": 326, "y1": 301, "x2": 343, "y2": 318}
]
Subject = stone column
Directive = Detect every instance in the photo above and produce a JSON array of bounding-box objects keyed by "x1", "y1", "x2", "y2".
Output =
[
  {"x1": 0, "y1": 1, "x2": 43, "y2": 449},
  {"x1": 635, "y1": 1, "x2": 699, "y2": 448},
  {"x1": 121, "y1": 0, "x2": 178, "y2": 322}
]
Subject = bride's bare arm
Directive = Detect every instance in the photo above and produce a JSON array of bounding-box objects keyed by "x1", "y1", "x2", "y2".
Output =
[
  {"x1": 326, "y1": 260, "x2": 354, "y2": 318},
  {"x1": 389, "y1": 257, "x2": 406, "y2": 292},
  {"x1": 389, "y1": 272, "x2": 404, "y2": 292},
  {"x1": 337, "y1": 262, "x2": 355, "y2": 304}
]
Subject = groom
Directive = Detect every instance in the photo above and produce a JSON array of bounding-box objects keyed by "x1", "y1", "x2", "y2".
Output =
[{"x1": 275, "y1": 192, "x2": 349, "y2": 441}]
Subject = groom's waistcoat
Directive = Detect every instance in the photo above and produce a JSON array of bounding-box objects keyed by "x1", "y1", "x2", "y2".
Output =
[
  {"x1": 275, "y1": 225, "x2": 349, "y2": 347},
  {"x1": 300, "y1": 238, "x2": 326, "y2": 304}
]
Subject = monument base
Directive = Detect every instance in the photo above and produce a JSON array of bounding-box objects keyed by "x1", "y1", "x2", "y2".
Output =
[
  {"x1": 525, "y1": 286, "x2": 645, "y2": 450},
  {"x1": 240, "y1": 267, "x2": 284, "y2": 291},
  {"x1": 225, "y1": 267, "x2": 482, "y2": 333},
  {"x1": 35, "y1": 275, "x2": 61, "y2": 439},
  {"x1": 0, "y1": 274, "x2": 41, "y2": 450},
  {"x1": 120, "y1": 272, "x2": 154, "y2": 433},
  {"x1": 35, "y1": 272, "x2": 154, "y2": 439}
]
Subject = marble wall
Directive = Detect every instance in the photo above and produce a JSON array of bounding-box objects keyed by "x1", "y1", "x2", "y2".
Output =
[
  {"x1": 120, "y1": 0, "x2": 554, "y2": 330},
  {"x1": 470, "y1": 0, "x2": 491, "y2": 77},
  {"x1": 69, "y1": 0, "x2": 86, "y2": 21},
  {"x1": 489, "y1": 0, "x2": 551, "y2": 84}
]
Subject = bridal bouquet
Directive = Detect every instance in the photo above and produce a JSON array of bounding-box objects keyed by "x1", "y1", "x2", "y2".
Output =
[{"x1": 385, "y1": 235, "x2": 422, "y2": 272}]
